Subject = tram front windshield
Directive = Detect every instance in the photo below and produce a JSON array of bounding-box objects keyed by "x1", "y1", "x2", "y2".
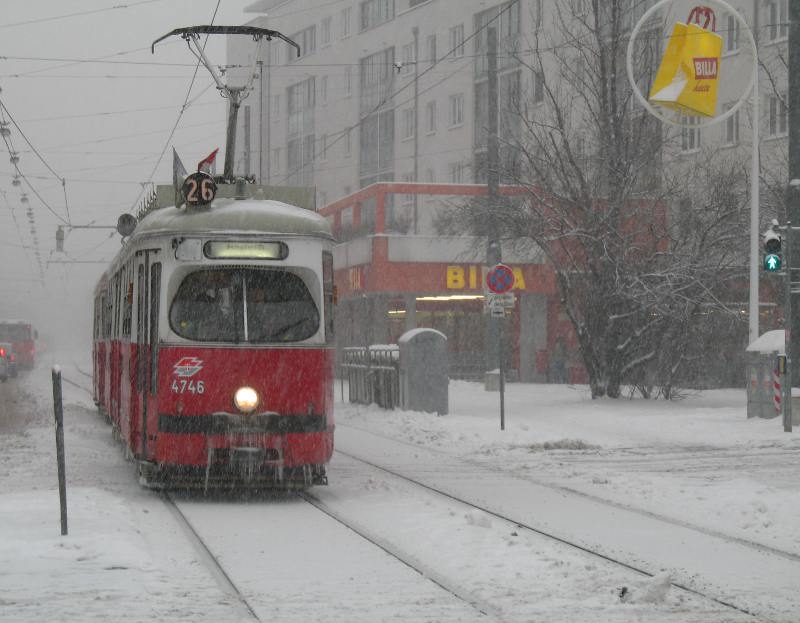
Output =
[{"x1": 169, "y1": 268, "x2": 319, "y2": 343}]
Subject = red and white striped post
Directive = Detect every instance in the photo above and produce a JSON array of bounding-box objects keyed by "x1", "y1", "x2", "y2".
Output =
[{"x1": 774, "y1": 368, "x2": 782, "y2": 416}]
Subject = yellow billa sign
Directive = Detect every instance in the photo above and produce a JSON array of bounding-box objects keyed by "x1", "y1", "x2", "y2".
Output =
[{"x1": 648, "y1": 7, "x2": 722, "y2": 117}]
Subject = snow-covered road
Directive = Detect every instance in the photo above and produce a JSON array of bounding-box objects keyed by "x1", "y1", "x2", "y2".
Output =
[{"x1": 1, "y1": 353, "x2": 799, "y2": 622}]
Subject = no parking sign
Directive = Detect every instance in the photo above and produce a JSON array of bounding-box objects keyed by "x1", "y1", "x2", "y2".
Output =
[{"x1": 486, "y1": 263, "x2": 515, "y2": 294}]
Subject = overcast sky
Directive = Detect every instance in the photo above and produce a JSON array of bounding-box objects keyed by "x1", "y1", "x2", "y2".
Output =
[{"x1": 0, "y1": 0, "x2": 261, "y2": 343}]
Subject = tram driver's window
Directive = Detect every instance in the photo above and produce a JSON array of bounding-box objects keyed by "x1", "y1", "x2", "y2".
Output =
[
  {"x1": 170, "y1": 270, "x2": 243, "y2": 341},
  {"x1": 245, "y1": 270, "x2": 319, "y2": 342}
]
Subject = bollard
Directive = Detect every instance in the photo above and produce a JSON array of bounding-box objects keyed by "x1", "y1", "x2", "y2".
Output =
[{"x1": 52, "y1": 366, "x2": 68, "y2": 536}]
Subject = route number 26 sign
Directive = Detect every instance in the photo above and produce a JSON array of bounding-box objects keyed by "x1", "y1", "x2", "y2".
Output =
[{"x1": 182, "y1": 171, "x2": 217, "y2": 207}]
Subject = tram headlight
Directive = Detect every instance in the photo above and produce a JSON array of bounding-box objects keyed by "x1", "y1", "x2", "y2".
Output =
[{"x1": 234, "y1": 387, "x2": 259, "y2": 413}]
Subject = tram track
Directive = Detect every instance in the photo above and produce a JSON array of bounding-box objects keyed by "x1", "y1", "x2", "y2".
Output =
[
  {"x1": 161, "y1": 492, "x2": 264, "y2": 623},
  {"x1": 299, "y1": 489, "x2": 503, "y2": 622},
  {"x1": 160, "y1": 487, "x2": 499, "y2": 622},
  {"x1": 332, "y1": 447, "x2": 762, "y2": 621},
  {"x1": 339, "y1": 423, "x2": 800, "y2": 564},
  {"x1": 333, "y1": 424, "x2": 800, "y2": 621}
]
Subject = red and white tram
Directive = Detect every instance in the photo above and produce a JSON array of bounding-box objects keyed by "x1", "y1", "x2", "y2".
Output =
[{"x1": 93, "y1": 186, "x2": 335, "y2": 490}]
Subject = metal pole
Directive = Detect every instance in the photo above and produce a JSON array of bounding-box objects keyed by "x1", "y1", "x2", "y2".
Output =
[
  {"x1": 486, "y1": 27, "x2": 501, "y2": 371},
  {"x1": 266, "y1": 46, "x2": 272, "y2": 185},
  {"x1": 412, "y1": 26, "x2": 420, "y2": 234},
  {"x1": 499, "y1": 319, "x2": 505, "y2": 430},
  {"x1": 749, "y1": 55, "x2": 760, "y2": 345},
  {"x1": 52, "y1": 366, "x2": 68, "y2": 535},
  {"x1": 789, "y1": 0, "x2": 800, "y2": 386},
  {"x1": 224, "y1": 93, "x2": 243, "y2": 182},
  {"x1": 257, "y1": 60, "x2": 264, "y2": 184},
  {"x1": 785, "y1": 223, "x2": 793, "y2": 432}
]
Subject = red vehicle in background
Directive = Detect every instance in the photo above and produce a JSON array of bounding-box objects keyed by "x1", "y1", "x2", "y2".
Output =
[{"x1": 0, "y1": 321, "x2": 36, "y2": 369}]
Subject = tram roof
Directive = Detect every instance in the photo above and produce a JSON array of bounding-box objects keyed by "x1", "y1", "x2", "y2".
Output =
[{"x1": 131, "y1": 198, "x2": 334, "y2": 242}]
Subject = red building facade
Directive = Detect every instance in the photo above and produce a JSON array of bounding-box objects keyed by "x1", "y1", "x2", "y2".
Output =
[{"x1": 319, "y1": 183, "x2": 586, "y2": 382}]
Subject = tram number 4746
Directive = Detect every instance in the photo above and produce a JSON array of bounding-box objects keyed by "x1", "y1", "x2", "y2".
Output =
[{"x1": 171, "y1": 379, "x2": 205, "y2": 394}]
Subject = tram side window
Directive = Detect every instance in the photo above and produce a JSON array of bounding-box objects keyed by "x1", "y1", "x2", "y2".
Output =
[
  {"x1": 102, "y1": 294, "x2": 112, "y2": 338},
  {"x1": 121, "y1": 264, "x2": 133, "y2": 337}
]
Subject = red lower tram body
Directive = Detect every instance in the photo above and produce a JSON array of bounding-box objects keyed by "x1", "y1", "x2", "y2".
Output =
[{"x1": 94, "y1": 341, "x2": 334, "y2": 489}]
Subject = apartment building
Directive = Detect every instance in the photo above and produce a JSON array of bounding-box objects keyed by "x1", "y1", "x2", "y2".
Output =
[{"x1": 226, "y1": 0, "x2": 791, "y2": 381}]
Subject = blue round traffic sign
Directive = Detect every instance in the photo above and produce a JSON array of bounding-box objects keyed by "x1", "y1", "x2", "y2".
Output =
[{"x1": 486, "y1": 263, "x2": 515, "y2": 294}]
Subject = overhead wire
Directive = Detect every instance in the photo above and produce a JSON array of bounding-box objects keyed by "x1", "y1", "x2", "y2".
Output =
[
  {"x1": 0, "y1": 100, "x2": 71, "y2": 224},
  {"x1": 0, "y1": 0, "x2": 168, "y2": 30}
]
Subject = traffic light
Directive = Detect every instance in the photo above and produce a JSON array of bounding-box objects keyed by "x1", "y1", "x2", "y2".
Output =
[
  {"x1": 763, "y1": 225, "x2": 782, "y2": 272},
  {"x1": 55, "y1": 226, "x2": 64, "y2": 252}
]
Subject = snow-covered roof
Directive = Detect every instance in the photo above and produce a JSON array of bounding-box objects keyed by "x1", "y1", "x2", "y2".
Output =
[
  {"x1": 746, "y1": 330, "x2": 785, "y2": 353},
  {"x1": 131, "y1": 198, "x2": 333, "y2": 242},
  {"x1": 398, "y1": 328, "x2": 447, "y2": 343}
]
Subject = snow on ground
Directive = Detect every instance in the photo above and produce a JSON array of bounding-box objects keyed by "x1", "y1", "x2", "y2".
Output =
[
  {"x1": 338, "y1": 379, "x2": 800, "y2": 557},
  {"x1": 0, "y1": 349, "x2": 798, "y2": 621}
]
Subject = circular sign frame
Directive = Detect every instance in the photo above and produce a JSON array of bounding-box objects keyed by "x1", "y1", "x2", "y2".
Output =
[
  {"x1": 182, "y1": 171, "x2": 217, "y2": 207},
  {"x1": 486, "y1": 263, "x2": 515, "y2": 294},
  {"x1": 625, "y1": 0, "x2": 756, "y2": 130}
]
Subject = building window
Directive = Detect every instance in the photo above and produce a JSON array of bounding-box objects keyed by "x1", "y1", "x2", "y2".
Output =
[
  {"x1": 449, "y1": 162, "x2": 465, "y2": 183},
  {"x1": 359, "y1": 47, "x2": 396, "y2": 186},
  {"x1": 344, "y1": 66, "x2": 352, "y2": 97},
  {"x1": 341, "y1": 7, "x2": 352, "y2": 38},
  {"x1": 402, "y1": 108, "x2": 415, "y2": 140},
  {"x1": 359, "y1": 47, "x2": 395, "y2": 111},
  {"x1": 271, "y1": 147, "x2": 281, "y2": 174},
  {"x1": 321, "y1": 76, "x2": 328, "y2": 105},
  {"x1": 450, "y1": 24, "x2": 465, "y2": 57},
  {"x1": 532, "y1": 70, "x2": 544, "y2": 103},
  {"x1": 272, "y1": 94, "x2": 280, "y2": 121},
  {"x1": 321, "y1": 16, "x2": 332, "y2": 46},
  {"x1": 401, "y1": 43, "x2": 414, "y2": 75},
  {"x1": 427, "y1": 34, "x2": 436, "y2": 66},
  {"x1": 680, "y1": 116, "x2": 701, "y2": 152},
  {"x1": 570, "y1": 0, "x2": 587, "y2": 16},
  {"x1": 768, "y1": 94, "x2": 788, "y2": 137},
  {"x1": 287, "y1": 77, "x2": 316, "y2": 186},
  {"x1": 402, "y1": 172, "x2": 414, "y2": 205},
  {"x1": 723, "y1": 13, "x2": 739, "y2": 52},
  {"x1": 473, "y1": 2, "x2": 521, "y2": 77},
  {"x1": 449, "y1": 93, "x2": 464, "y2": 126},
  {"x1": 531, "y1": 0, "x2": 543, "y2": 29},
  {"x1": 360, "y1": 0, "x2": 395, "y2": 32},
  {"x1": 768, "y1": 0, "x2": 788, "y2": 41},
  {"x1": 723, "y1": 103, "x2": 739, "y2": 145},
  {"x1": 320, "y1": 134, "x2": 328, "y2": 161},
  {"x1": 289, "y1": 25, "x2": 316, "y2": 61},
  {"x1": 426, "y1": 100, "x2": 437, "y2": 133}
]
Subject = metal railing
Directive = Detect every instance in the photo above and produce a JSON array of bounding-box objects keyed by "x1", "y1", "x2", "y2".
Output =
[{"x1": 341, "y1": 345, "x2": 400, "y2": 409}]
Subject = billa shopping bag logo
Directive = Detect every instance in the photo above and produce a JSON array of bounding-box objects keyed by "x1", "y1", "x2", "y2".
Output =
[
  {"x1": 173, "y1": 357, "x2": 204, "y2": 377},
  {"x1": 648, "y1": 7, "x2": 722, "y2": 117},
  {"x1": 693, "y1": 58, "x2": 718, "y2": 80}
]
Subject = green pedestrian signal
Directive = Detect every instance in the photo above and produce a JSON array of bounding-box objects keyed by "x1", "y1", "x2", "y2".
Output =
[
  {"x1": 764, "y1": 253, "x2": 781, "y2": 271},
  {"x1": 763, "y1": 227, "x2": 782, "y2": 272}
]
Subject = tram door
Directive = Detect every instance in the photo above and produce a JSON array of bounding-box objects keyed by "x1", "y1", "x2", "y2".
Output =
[{"x1": 134, "y1": 251, "x2": 161, "y2": 460}]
